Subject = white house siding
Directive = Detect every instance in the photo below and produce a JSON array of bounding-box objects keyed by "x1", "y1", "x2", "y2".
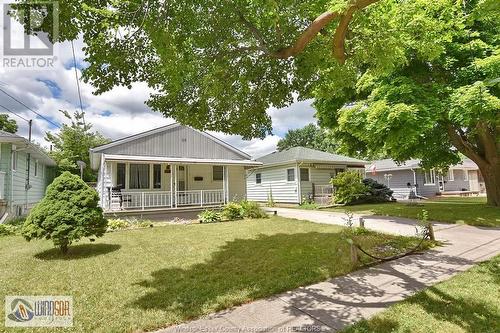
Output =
[
  {"x1": 2, "y1": 143, "x2": 53, "y2": 215},
  {"x1": 246, "y1": 164, "x2": 300, "y2": 203}
]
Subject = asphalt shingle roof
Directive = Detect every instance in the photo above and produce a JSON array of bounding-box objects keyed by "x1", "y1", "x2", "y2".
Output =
[
  {"x1": 367, "y1": 158, "x2": 478, "y2": 171},
  {"x1": 256, "y1": 147, "x2": 367, "y2": 165}
]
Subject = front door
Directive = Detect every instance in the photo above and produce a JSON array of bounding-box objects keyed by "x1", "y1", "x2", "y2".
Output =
[{"x1": 177, "y1": 165, "x2": 186, "y2": 191}]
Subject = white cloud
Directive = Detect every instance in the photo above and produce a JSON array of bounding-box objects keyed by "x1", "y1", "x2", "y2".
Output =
[{"x1": 0, "y1": 30, "x2": 316, "y2": 157}]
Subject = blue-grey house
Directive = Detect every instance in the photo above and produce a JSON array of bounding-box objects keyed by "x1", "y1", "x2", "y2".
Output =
[
  {"x1": 365, "y1": 159, "x2": 483, "y2": 199},
  {"x1": 0, "y1": 130, "x2": 56, "y2": 219}
]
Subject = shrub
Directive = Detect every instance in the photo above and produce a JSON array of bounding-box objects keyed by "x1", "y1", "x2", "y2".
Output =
[
  {"x1": 240, "y1": 201, "x2": 268, "y2": 219},
  {"x1": 22, "y1": 172, "x2": 108, "y2": 253},
  {"x1": 0, "y1": 224, "x2": 18, "y2": 236},
  {"x1": 107, "y1": 219, "x2": 130, "y2": 231},
  {"x1": 6, "y1": 216, "x2": 26, "y2": 227},
  {"x1": 198, "y1": 210, "x2": 222, "y2": 223},
  {"x1": 222, "y1": 202, "x2": 244, "y2": 220},
  {"x1": 331, "y1": 171, "x2": 369, "y2": 204},
  {"x1": 359, "y1": 178, "x2": 393, "y2": 203}
]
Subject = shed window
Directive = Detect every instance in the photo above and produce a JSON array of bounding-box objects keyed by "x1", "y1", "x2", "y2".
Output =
[
  {"x1": 287, "y1": 168, "x2": 295, "y2": 182},
  {"x1": 300, "y1": 168, "x2": 309, "y2": 181},
  {"x1": 129, "y1": 164, "x2": 150, "y2": 189},
  {"x1": 153, "y1": 164, "x2": 162, "y2": 189},
  {"x1": 424, "y1": 170, "x2": 436, "y2": 185},
  {"x1": 256, "y1": 173, "x2": 262, "y2": 184},
  {"x1": 213, "y1": 166, "x2": 224, "y2": 181},
  {"x1": 116, "y1": 163, "x2": 126, "y2": 189}
]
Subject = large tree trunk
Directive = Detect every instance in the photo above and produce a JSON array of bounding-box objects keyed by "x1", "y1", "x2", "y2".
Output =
[
  {"x1": 446, "y1": 124, "x2": 499, "y2": 207},
  {"x1": 478, "y1": 160, "x2": 500, "y2": 207}
]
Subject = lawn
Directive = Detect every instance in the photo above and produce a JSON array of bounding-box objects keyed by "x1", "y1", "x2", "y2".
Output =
[
  {"x1": 0, "y1": 216, "x2": 428, "y2": 333},
  {"x1": 326, "y1": 197, "x2": 500, "y2": 227},
  {"x1": 342, "y1": 255, "x2": 500, "y2": 333}
]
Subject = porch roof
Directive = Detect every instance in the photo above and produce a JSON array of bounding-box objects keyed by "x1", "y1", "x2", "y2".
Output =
[{"x1": 102, "y1": 154, "x2": 263, "y2": 166}]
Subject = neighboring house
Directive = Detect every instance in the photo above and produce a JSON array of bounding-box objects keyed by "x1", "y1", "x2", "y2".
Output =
[
  {"x1": 89, "y1": 123, "x2": 262, "y2": 213},
  {"x1": 246, "y1": 147, "x2": 367, "y2": 204},
  {"x1": 0, "y1": 130, "x2": 56, "y2": 219},
  {"x1": 366, "y1": 158, "x2": 483, "y2": 199}
]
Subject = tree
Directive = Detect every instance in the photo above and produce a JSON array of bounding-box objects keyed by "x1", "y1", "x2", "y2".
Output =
[
  {"x1": 277, "y1": 124, "x2": 337, "y2": 153},
  {"x1": 0, "y1": 114, "x2": 18, "y2": 133},
  {"x1": 330, "y1": 171, "x2": 368, "y2": 205},
  {"x1": 22, "y1": 172, "x2": 108, "y2": 254},
  {"x1": 46, "y1": 110, "x2": 109, "y2": 182},
  {"x1": 315, "y1": 1, "x2": 500, "y2": 206},
  {"x1": 17, "y1": 0, "x2": 499, "y2": 205}
]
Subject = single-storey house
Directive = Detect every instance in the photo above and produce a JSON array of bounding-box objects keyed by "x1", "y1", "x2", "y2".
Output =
[
  {"x1": 89, "y1": 123, "x2": 262, "y2": 213},
  {"x1": 0, "y1": 130, "x2": 56, "y2": 219},
  {"x1": 365, "y1": 159, "x2": 483, "y2": 199},
  {"x1": 246, "y1": 147, "x2": 367, "y2": 204}
]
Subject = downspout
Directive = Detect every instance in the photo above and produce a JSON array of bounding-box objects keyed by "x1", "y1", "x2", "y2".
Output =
[{"x1": 296, "y1": 162, "x2": 302, "y2": 204}]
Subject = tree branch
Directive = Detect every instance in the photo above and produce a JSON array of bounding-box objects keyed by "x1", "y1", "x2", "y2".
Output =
[
  {"x1": 237, "y1": 11, "x2": 270, "y2": 53},
  {"x1": 332, "y1": 0, "x2": 379, "y2": 64},
  {"x1": 274, "y1": 0, "x2": 379, "y2": 62},
  {"x1": 446, "y1": 124, "x2": 486, "y2": 167}
]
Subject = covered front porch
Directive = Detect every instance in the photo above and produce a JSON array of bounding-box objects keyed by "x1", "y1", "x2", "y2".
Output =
[{"x1": 96, "y1": 154, "x2": 259, "y2": 212}]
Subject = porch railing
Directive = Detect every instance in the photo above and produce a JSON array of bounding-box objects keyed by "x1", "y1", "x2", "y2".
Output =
[
  {"x1": 107, "y1": 189, "x2": 224, "y2": 211},
  {"x1": 313, "y1": 184, "x2": 334, "y2": 197}
]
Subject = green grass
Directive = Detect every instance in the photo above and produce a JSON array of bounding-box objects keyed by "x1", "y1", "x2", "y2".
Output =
[
  {"x1": 342, "y1": 255, "x2": 500, "y2": 333},
  {"x1": 326, "y1": 197, "x2": 500, "y2": 227},
  {"x1": 0, "y1": 217, "x2": 429, "y2": 333}
]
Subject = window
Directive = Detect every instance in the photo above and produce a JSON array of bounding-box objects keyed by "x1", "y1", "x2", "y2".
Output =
[
  {"x1": 424, "y1": 169, "x2": 436, "y2": 185},
  {"x1": 129, "y1": 164, "x2": 149, "y2": 189},
  {"x1": 11, "y1": 149, "x2": 17, "y2": 171},
  {"x1": 464, "y1": 169, "x2": 469, "y2": 181},
  {"x1": 256, "y1": 173, "x2": 262, "y2": 184},
  {"x1": 300, "y1": 168, "x2": 309, "y2": 181},
  {"x1": 447, "y1": 169, "x2": 454, "y2": 181},
  {"x1": 287, "y1": 168, "x2": 295, "y2": 181},
  {"x1": 153, "y1": 164, "x2": 162, "y2": 189},
  {"x1": 116, "y1": 163, "x2": 126, "y2": 189},
  {"x1": 213, "y1": 166, "x2": 223, "y2": 181},
  {"x1": 34, "y1": 160, "x2": 39, "y2": 177}
]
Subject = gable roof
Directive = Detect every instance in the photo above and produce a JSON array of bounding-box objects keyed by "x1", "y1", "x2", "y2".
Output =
[
  {"x1": 0, "y1": 130, "x2": 56, "y2": 166},
  {"x1": 366, "y1": 158, "x2": 479, "y2": 171},
  {"x1": 256, "y1": 147, "x2": 367, "y2": 166},
  {"x1": 91, "y1": 123, "x2": 250, "y2": 159}
]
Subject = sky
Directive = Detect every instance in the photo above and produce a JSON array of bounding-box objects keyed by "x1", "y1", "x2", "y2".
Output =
[{"x1": 0, "y1": 14, "x2": 317, "y2": 159}]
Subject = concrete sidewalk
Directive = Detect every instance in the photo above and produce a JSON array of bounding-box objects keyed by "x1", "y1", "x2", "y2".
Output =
[{"x1": 157, "y1": 209, "x2": 500, "y2": 333}]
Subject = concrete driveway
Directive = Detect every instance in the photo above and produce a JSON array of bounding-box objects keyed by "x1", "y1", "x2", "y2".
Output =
[{"x1": 157, "y1": 208, "x2": 500, "y2": 333}]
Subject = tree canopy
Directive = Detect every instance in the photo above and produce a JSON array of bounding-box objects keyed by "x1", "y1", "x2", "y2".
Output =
[
  {"x1": 46, "y1": 110, "x2": 109, "y2": 182},
  {"x1": 0, "y1": 114, "x2": 18, "y2": 133},
  {"x1": 277, "y1": 124, "x2": 337, "y2": 153},
  {"x1": 16, "y1": 0, "x2": 500, "y2": 205}
]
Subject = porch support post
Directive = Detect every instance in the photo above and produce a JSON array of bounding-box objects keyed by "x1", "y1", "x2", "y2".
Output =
[
  {"x1": 170, "y1": 164, "x2": 173, "y2": 208},
  {"x1": 174, "y1": 164, "x2": 178, "y2": 208},
  {"x1": 223, "y1": 165, "x2": 229, "y2": 203}
]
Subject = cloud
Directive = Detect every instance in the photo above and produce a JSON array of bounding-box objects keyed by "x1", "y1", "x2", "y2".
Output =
[{"x1": 0, "y1": 28, "x2": 316, "y2": 157}]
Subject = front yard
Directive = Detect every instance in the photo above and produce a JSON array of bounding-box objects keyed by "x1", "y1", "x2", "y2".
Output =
[
  {"x1": 0, "y1": 216, "x2": 428, "y2": 333},
  {"x1": 342, "y1": 255, "x2": 500, "y2": 333},
  {"x1": 326, "y1": 197, "x2": 500, "y2": 227}
]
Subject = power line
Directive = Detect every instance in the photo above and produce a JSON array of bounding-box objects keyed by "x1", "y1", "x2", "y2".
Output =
[
  {"x1": 0, "y1": 87, "x2": 60, "y2": 128},
  {"x1": 0, "y1": 103, "x2": 30, "y2": 122},
  {"x1": 71, "y1": 40, "x2": 86, "y2": 125}
]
